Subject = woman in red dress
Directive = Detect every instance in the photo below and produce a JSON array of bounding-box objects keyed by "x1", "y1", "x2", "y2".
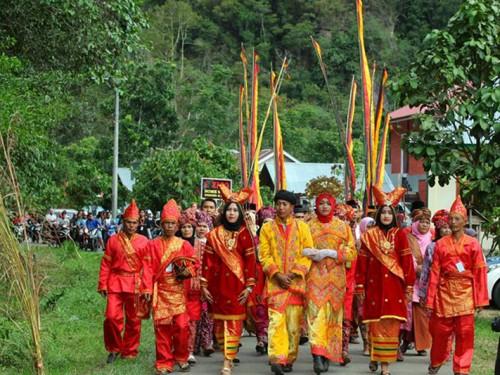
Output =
[
  {"x1": 355, "y1": 186, "x2": 415, "y2": 375},
  {"x1": 200, "y1": 186, "x2": 257, "y2": 375}
]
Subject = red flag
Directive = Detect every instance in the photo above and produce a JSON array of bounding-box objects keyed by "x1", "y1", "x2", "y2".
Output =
[{"x1": 248, "y1": 51, "x2": 261, "y2": 208}]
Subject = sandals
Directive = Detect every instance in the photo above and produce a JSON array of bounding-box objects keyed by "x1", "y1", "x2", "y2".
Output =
[
  {"x1": 428, "y1": 366, "x2": 441, "y2": 375},
  {"x1": 220, "y1": 368, "x2": 231, "y2": 375}
]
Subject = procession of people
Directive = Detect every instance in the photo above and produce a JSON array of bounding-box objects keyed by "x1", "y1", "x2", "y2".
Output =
[{"x1": 97, "y1": 186, "x2": 489, "y2": 375}]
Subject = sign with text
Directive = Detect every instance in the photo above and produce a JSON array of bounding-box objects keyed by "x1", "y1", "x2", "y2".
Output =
[{"x1": 200, "y1": 178, "x2": 232, "y2": 199}]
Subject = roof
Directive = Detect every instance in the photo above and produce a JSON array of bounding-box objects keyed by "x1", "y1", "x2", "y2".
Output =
[
  {"x1": 389, "y1": 105, "x2": 424, "y2": 122},
  {"x1": 262, "y1": 162, "x2": 395, "y2": 194},
  {"x1": 230, "y1": 148, "x2": 301, "y2": 165}
]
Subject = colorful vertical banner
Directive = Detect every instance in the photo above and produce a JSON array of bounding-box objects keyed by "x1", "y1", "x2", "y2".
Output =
[
  {"x1": 356, "y1": 0, "x2": 374, "y2": 207},
  {"x1": 238, "y1": 85, "x2": 248, "y2": 187},
  {"x1": 249, "y1": 51, "x2": 261, "y2": 208},
  {"x1": 372, "y1": 68, "x2": 388, "y2": 181},
  {"x1": 271, "y1": 71, "x2": 287, "y2": 191},
  {"x1": 346, "y1": 77, "x2": 357, "y2": 198},
  {"x1": 375, "y1": 114, "x2": 390, "y2": 188}
]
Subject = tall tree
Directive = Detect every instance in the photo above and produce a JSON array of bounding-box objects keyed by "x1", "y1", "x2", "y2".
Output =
[{"x1": 392, "y1": 0, "x2": 500, "y2": 215}]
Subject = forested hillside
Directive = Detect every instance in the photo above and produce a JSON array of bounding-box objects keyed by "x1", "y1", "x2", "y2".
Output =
[{"x1": 0, "y1": 0, "x2": 462, "y2": 210}]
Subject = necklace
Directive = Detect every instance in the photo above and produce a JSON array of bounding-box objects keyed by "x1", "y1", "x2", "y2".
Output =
[{"x1": 224, "y1": 229, "x2": 237, "y2": 250}]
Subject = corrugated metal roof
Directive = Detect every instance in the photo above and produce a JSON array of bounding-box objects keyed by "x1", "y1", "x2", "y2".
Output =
[{"x1": 263, "y1": 162, "x2": 395, "y2": 194}]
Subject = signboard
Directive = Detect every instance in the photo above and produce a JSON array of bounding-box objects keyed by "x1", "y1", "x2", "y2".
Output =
[{"x1": 200, "y1": 178, "x2": 232, "y2": 200}]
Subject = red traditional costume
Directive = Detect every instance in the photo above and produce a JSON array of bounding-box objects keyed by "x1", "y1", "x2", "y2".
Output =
[
  {"x1": 98, "y1": 199, "x2": 149, "y2": 358},
  {"x1": 143, "y1": 199, "x2": 198, "y2": 373},
  {"x1": 426, "y1": 196, "x2": 488, "y2": 375},
  {"x1": 201, "y1": 186, "x2": 257, "y2": 364},
  {"x1": 355, "y1": 187, "x2": 416, "y2": 364},
  {"x1": 178, "y1": 208, "x2": 203, "y2": 357}
]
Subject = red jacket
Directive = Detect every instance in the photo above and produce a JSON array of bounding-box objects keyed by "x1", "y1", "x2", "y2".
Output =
[
  {"x1": 202, "y1": 226, "x2": 257, "y2": 320},
  {"x1": 98, "y1": 232, "x2": 149, "y2": 293},
  {"x1": 355, "y1": 227, "x2": 415, "y2": 322}
]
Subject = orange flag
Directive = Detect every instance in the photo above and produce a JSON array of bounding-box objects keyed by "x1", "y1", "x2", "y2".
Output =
[
  {"x1": 372, "y1": 68, "x2": 388, "y2": 179},
  {"x1": 249, "y1": 51, "x2": 261, "y2": 208}
]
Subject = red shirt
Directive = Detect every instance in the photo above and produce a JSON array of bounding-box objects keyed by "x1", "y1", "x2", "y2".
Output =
[{"x1": 98, "y1": 232, "x2": 149, "y2": 293}]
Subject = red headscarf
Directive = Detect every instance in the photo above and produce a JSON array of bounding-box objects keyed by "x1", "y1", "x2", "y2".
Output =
[{"x1": 315, "y1": 193, "x2": 336, "y2": 223}]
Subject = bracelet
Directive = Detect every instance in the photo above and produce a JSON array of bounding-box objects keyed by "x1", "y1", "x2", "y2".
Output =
[{"x1": 246, "y1": 286, "x2": 253, "y2": 293}]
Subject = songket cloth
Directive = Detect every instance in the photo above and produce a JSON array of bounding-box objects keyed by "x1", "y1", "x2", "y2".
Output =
[
  {"x1": 426, "y1": 234, "x2": 488, "y2": 374},
  {"x1": 201, "y1": 226, "x2": 256, "y2": 360},
  {"x1": 98, "y1": 232, "x2": 149, "y2": 357},
  {"x1": 306, "y1": 217, "x2": 356, "y2": 361},
  {"x1": 143, "y1": 236, "x2": 197, "y2": 372},
  {"x1": 259, "y1": 216, "x2": 313, "y2": 365},
  {"x1": 369, "y1": 318, "x2": 401, "y2": 363},
  {"x1": 214, "y1": 320, "x2": 244, "y2": 360}
]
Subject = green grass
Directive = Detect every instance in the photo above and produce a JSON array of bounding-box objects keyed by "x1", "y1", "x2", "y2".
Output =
[{"x1": 0, "y1": 244, "x2": 498, "y2": 374}]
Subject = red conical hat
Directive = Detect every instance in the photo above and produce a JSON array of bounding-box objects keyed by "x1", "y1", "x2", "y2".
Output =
[
  {"x1": 450, "y1": 195, "x2": 467, "y2": 219},
  {"x1": 123, "y1": 199, "x2": 140, "y2": 220},
  {"x1": 373, "y1": 186, "x2": 407, "y2": 207},
  {"x1": 161, "y1": 199, "x2": 181, "y2": 223}
]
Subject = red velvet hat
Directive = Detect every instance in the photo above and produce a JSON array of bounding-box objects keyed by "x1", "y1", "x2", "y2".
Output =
[{"x1": 122, "y1": 199, "x2": 140, "y2": 220}]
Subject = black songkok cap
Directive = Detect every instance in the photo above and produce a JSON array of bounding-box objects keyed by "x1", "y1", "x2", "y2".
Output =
[
  {"x1": 294, "y1": 205, "x2": 308, "y2": 214},
  {"x1": 274, "y1": 190, "x2": 297, "y2": 205}
]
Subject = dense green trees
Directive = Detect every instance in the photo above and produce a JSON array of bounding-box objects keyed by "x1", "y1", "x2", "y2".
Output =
[{"x1": 1, "y1": 0, "x2": 465, "y2": 212}]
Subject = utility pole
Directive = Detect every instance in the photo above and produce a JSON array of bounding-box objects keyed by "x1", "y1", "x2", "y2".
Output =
[{"x1": 111, "y1": 87, "x2": 119, "y2": 219}]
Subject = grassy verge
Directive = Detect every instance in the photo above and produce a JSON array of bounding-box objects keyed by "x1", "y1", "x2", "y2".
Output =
[{"x1": 0, "y1": 244, "x2": 498, "y2": 374}]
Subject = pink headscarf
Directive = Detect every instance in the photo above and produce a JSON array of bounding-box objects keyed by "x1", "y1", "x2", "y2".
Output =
[
  {"x1": 411, "y1": 220, "x2": 432, "y2": 252},
  {"x1": 360, "y1": 217, "x2": 375, "y2": 234}
]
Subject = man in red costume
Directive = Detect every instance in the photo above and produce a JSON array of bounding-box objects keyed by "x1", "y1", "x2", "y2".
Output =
[
  {"x1": 426, "y1": 195, "x2": 489, "y2": 375},
  {"x1": 98, "y1": 199, "x2": 150, "y2": 363},
  {"x1": 143, "y1": 199, "x2": 198, "y2": 374}
]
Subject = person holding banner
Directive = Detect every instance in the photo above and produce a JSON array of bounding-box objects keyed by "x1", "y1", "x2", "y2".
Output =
[
  {"x1": 98, "y1": 199, "x2": 150, "y2": 364},
  {"x1": 200, "y1": 186, "x2": 257, "y2": 375},
  {"x1": 142, "y1": 199, "x2": 198, "y2": 374}
]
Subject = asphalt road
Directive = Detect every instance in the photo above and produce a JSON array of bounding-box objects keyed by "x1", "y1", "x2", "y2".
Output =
[{"x1": 187, "y1": 335, "x2": 453, "y2": 375}]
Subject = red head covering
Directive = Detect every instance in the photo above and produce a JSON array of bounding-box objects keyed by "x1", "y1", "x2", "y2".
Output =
[
  {"x1": 335, "y1": 203, "x2": 355, "y2": 223},
  {"x1": 373, "y1": 186, "x2": 406, "y2": 207},
  {"x1": 161, "y1": 199, "x2": 181, "y2": 223},
  {"x1": 315, "y1": 193, "x2": 336, "y2": 223},
  {"x1": 432, "y1": 209, "x2": 450, "y2": 230},
  {"x1": 219, "y1": 185, "x2": 253, "y2": 204},
  {"x1": 122, "y1": 199, "x2": 140, "y2": 220},
  {"x1": 450, "y1": 195, "x2": 467, "y2": 220},
  {"x1": 179, "y1": 207, "x2": 197, "y2": 227}
]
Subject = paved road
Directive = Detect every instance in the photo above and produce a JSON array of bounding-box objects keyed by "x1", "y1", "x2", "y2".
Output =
[{"x1": 188, "y1": 335, "x2": 453, "y2": 375}]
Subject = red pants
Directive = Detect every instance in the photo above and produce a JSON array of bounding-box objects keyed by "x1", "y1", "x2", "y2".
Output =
[
  {"x1": 104, "y1": 292, "x2": 142, "y2": 357},
  {"x1": 430, "y1": 314, "x2": 475, "y2": 374},
  {"x1": 154, "y1": 312, "x2": 190, "y2": 371}
]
